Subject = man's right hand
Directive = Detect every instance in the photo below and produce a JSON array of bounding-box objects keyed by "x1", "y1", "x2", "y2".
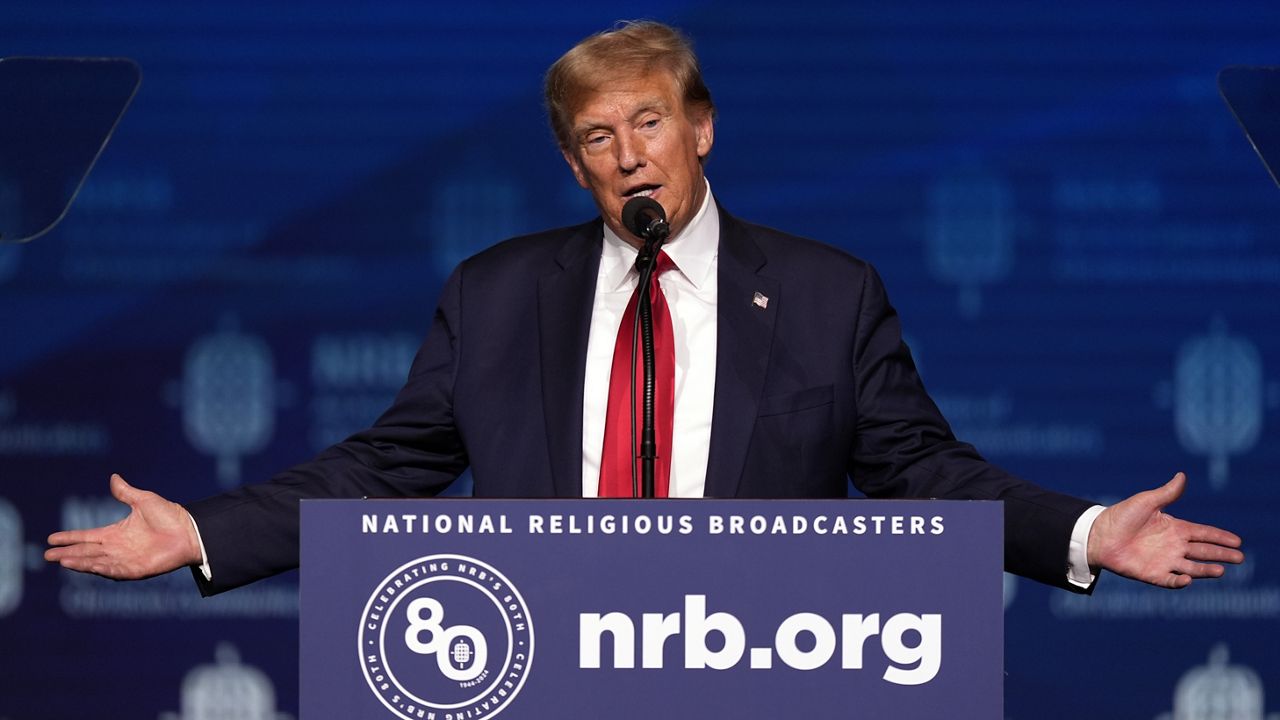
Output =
[{"x1": 45, "y1": 473, "x2": 202, "y2": 580}]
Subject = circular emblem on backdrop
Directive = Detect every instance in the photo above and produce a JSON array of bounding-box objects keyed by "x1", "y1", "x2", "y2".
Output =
[{"x1": 358, "y1": 555, "x2": 534, "y2": 720}]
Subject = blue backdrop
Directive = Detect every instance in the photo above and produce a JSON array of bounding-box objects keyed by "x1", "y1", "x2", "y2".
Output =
[{"x1": 1, "y1": 2, "x2": 1277, "y2": 718}]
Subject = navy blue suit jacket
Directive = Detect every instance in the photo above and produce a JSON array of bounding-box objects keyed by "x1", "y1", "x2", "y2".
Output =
[{"x1": 187, "y1": 206, "x2": 1095, "y2": 595}]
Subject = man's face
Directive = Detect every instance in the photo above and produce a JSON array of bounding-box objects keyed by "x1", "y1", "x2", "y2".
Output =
[{"x1": 561, "y1": 72, "x2": 714, "y2": 247}]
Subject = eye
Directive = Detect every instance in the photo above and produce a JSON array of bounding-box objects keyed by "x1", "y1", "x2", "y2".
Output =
[{"x1": 641, "y1": 118, "x2": 661, "y2": 130}]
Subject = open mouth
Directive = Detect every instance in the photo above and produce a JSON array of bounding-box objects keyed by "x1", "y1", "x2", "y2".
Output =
[{"x1": 623, "y1": 184, "x2": 661, "y2": 199}]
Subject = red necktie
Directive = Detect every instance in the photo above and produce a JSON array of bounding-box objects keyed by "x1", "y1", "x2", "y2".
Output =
[{"x1": 599, "y1": 251, "x2": 676, "y2": 497}]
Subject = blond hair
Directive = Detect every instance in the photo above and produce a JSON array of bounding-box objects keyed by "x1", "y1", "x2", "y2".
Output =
[{"x1": 544, "y1": 20, "x2": 715, "y2": 150}]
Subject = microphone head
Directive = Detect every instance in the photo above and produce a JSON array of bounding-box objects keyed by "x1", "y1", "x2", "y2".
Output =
[{"x1": 621, "y1": 196, "x2": 668, "y2": 241}]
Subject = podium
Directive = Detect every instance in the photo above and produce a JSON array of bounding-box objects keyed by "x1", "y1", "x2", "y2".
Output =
[{"x1": 301, "y1": 499, "x2": 1002, "y2": 719}]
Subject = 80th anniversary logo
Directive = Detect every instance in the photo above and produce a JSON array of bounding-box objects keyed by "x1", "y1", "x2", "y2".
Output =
[{"x1": 358, "y1": 555, "x2": 534, "y2": 720}]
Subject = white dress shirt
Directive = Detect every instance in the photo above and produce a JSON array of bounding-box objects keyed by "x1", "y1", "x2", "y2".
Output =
[{"x1": 580, "y1": 181, "x2": 719, "y2": 498}]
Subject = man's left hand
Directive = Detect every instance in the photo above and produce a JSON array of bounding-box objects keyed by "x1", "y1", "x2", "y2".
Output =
[{"x1": 1088, "y1": 472, "x2": 1244, "y2": 589}]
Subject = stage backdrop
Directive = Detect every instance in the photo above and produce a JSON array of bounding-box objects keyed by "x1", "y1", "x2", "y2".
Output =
[{"x1": 1, "y1": 2, "x2": 1277, "y2": 718}]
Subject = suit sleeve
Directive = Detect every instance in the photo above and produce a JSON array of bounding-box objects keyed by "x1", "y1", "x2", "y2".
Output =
[
  {"x1": 847, "y1": 264, "x2": 1096, "y2": 592},
  {"x1": 185, "y1": 266, "x2": 471, "y2": 596}
]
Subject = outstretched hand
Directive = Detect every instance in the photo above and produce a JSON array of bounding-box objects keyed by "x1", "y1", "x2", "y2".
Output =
[
  {"x1": 1088, "y1": 472, "x2": 1243, "y2": 589},
  {"x1": 45, "y1": 474, "x2": 201, "y2": 580}
]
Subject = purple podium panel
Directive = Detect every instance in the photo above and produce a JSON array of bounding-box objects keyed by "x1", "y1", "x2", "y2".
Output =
[{"x1": 301, "y1": 499, "x2": 1002, "y2": 719}]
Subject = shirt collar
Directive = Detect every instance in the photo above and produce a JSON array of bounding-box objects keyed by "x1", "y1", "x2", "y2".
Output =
[{"x1": 600, "y1": 179, "x2": 719, "y2": 292}]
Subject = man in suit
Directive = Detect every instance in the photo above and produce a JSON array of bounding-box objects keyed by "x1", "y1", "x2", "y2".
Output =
[{"x1": 47, "y1": 21, "x2": 1242, "y2": 596}]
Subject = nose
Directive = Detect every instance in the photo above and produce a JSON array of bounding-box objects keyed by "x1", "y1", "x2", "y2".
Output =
[{"x1": 616, "y1": 130, "x2": 646, "y2": 173}]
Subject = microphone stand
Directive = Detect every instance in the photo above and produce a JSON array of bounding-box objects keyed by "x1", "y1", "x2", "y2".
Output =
[{"x1": 630, "y1": 237, "x2": 663, "y2": 498}]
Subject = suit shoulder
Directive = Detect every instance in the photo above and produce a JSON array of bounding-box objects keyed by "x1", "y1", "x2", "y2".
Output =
[
  {"x1": 728, "y1": 215, "x2": 876, "y2": 281},
  {"x1": 461, "y1": 218, "x2": 600, "y2": 274}
]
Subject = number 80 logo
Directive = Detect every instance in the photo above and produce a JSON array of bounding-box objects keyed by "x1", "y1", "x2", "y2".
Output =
[
  {"x1": 404, "y1": 597, "x2": 489, "y2": 682},
  {"x1": 359, "y1": 555, "x2": 534, "y2": 720}
]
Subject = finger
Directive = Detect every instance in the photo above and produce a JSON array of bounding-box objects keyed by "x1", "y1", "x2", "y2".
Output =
[
  {"x1": 110, "y1": 473, "x2": 144, "y2": 506},
  {"x1": 1173, "y1": 559, "x2": 1225, "y2": 579},
  {"x1": 46, "y1": 545, "x2": 99, "y2": 562},
  {"x1": 1183, "y1": 522, "x2": 1243, "y2": 549},
  {"x1": 1185, "y1": 542, "x2": 1245, "y2": 564},
  {"x1": 1149, "y1": 472, "x2": 1187, "y2": 509},
  {"x1": 60, "y1": 554, "x2": 150, "y2": 580},
  {"x1": 1160, "y1": 573, "x2": 1192, "y2": 590},
  {"x1": 56, "y1": 557, "x2": 99, "y2": 573},
  {"x1": 57, "y1": 556, "x2": 119, "y2": 577},
  {"x1": 47, "y1": 527, "x2": 108, "y2": 547}
]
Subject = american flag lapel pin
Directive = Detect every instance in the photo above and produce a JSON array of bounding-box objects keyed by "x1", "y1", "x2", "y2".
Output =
[{"x1": 752, "y1": 291, "x2": 769, "y2": 309}]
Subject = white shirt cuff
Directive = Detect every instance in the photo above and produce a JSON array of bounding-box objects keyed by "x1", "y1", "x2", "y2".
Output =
[
  {"x1": 1067, "y1": 504, "x2": 1106, "y2": 588},
  {"x1": 187, "y1": 511, "x2": 212, "y2": 582}
]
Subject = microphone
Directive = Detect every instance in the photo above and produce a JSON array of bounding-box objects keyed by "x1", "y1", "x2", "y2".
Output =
[
  {"x1": 621, "y1": 197, "x2": 670, "y2": 245},
  {"x1": 619, "y1": 196, "x2": 669, "y2": 499}
]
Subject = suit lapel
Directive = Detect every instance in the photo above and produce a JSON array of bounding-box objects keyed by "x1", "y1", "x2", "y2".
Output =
[
  {"x1": 704, "y1": 209, "x2": 778, "y2": 497},
  {"x1": 538, "y1": 221, "x2": 603, "y2": 498}
]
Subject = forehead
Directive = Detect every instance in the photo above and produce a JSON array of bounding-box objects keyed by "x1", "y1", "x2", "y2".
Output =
[{"x1": 570, "y1": 72, "x2": 683, "y2": 126}]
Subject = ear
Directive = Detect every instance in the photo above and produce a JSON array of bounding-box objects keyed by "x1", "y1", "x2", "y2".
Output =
[
  {"x1": 561, "y1": 147, "x2": 590, "y2": 189},
  {"x1": 693, "y1": 109, "x2": 714, "y2": 160}
]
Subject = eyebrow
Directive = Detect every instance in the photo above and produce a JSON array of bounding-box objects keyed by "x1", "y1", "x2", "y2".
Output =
[{"x1": 573, "y1": 97, "x2": 671, "y2": 138}]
